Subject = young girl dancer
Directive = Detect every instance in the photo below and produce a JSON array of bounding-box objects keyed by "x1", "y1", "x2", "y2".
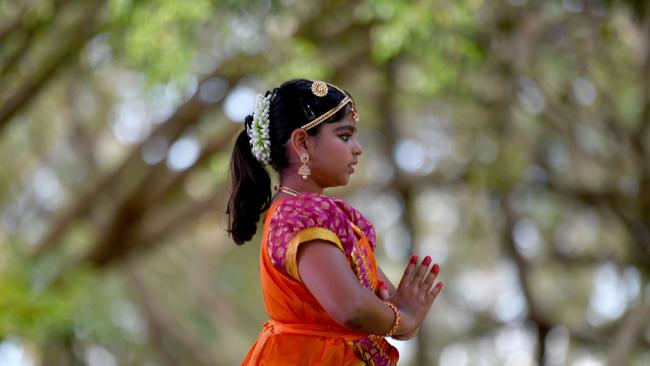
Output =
[{"x1": 227, "y1": 79, "x2": 443, "y2": 365}]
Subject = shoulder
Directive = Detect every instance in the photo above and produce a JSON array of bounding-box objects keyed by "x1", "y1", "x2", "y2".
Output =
[
  {"x1": 269, "y1": 192, "x2": 350, "y2": 238},
  {"x1": 328, "y1": 196, "x2": 376, "y2": 249},
  {"x1": 273, "y1": 192, "x2": 339, "y2": 217},
  {"x1": 266, "y1": 193, "x2": 357, "y2": 280}
]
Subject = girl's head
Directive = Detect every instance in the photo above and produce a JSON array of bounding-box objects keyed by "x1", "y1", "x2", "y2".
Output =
[{"x1": 227, "y1": 79, "x2": 362, "y2": 244}]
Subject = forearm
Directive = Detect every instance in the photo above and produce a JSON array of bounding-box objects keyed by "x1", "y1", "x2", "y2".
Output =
[
  {"x1": 337, "y1": 289, "x2": 410, "y2": 336},
  {"x1": 297, "y1": 241, "x2": 412, "y2": 336}
]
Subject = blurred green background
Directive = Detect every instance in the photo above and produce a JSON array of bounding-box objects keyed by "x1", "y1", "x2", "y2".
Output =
[{"x1": 1, "y1": 0, "x2": 650, "y2": 365}]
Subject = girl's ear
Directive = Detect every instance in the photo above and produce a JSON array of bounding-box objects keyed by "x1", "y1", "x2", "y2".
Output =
[{"x1": 289, "y1": 128, "x2": 309, "y2": 157}]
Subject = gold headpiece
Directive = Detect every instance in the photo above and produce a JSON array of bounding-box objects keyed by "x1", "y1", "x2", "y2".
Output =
[
  {"x1": 311, "y1": 81, "x2": 328, "y2": 97},
  {"x1": 301, "y1": 81, "x2": 359, "y2": 131}
]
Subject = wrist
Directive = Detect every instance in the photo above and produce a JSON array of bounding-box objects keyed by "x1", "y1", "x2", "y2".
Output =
[
  {"x1": 393, "y1": 327, "x2": 419, "y2": 340},
  {"x1": 370, "y1": 300, "x2": 400, "y2": 339},
  {"x1": 393, "y1": 310, "x2": 417, "y2": 336}
]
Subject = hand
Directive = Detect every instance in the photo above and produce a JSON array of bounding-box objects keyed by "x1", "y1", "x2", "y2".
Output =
[
  {"x1": 377, "y1": 279, "x2": 418, "y2": 340},
  {"x1": 389, "y1": 256, "x2": 443, "y2": 336}
]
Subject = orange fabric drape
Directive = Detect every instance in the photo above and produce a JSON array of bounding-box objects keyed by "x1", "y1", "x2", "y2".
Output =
[{"x1": 241, "y1": 199, "x2": 367, "y2": 366}]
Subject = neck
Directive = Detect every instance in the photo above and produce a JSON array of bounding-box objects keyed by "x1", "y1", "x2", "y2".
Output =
[{"x1": 279, "y1": 173, "x2": 324, "y2": 194}]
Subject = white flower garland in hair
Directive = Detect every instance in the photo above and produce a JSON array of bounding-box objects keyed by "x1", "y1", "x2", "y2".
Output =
[{"x1": 247, "y1": 93, "x2": 272, "y2": 166}]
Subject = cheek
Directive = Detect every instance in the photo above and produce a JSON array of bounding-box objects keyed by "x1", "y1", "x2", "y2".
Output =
[
  {"x1": 314, "y1": 139, "x2": 345, "y2": 158},
  {"x1": 311, "y1": 142, "x2": 345, "y2": 170},
  {"x1": 328, "y1": 144, "x2": 350, "y2": 166},
  {"x1": 330, "y1": 139, "x2": 350, "y2": 155}
]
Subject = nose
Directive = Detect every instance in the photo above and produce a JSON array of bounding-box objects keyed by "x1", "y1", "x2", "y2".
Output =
[{"x1": 352, "y1": 139, "x2": 363, "y2": 156}]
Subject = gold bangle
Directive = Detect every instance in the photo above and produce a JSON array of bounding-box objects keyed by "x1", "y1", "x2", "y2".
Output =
[{"x1": 371, "y1": 300, "x2": 400, "y2": 339}]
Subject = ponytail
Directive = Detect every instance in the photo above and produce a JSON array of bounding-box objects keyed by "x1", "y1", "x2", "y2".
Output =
[{"x1": 227, "y1": 116, "x2": 272, "y2": 245}]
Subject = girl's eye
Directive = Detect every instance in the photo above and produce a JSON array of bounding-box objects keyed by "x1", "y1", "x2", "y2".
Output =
[{"x1": 340, "y1": 134, "x2": 351, "y2": 141}]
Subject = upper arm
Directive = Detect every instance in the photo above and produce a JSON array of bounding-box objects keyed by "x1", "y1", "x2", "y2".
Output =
[
  {"x1": 297, "y1": 240, "x2": 370, "y2": 328},
  {"x1": 267, "y1": 194, "x2": 356, "y2": 278}
]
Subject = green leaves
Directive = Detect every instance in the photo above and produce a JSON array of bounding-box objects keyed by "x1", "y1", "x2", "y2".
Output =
[
  {"x1": 359, "y1": 0, "x2": 485, "y2": 94},
  {"x1": 0, "y1": 245, "x2": 116, "y2": 343},
  {"x1": 0, "y1": 262, "x2": 81, "y2": 341},
  {"x1": 108, "y1": 0, "x2": 214, "y2": 82}
]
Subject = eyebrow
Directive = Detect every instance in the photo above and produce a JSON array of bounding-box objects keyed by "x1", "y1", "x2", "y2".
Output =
[{"x1": 333, "y1": 125, "x2": 356, "y2": 133}]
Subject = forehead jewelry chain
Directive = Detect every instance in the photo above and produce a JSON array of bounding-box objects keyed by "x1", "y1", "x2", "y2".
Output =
[{"x1": 277, "y1": 186, "x2": 301, "y2": 197}]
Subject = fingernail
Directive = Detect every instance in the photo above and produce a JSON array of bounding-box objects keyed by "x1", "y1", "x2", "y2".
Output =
[
  {"x1": 377, "y1": 280, "x2": 384, "y2": 287},
  {"x1": 422, "y1": 256, "x2": 431, "y2": 266},
  {"x1": 381, "y1": 283, "x2": 388, "y2": 290},
  {"x1": 436, "y1": 281, "x2": 444, "y2": 290},
  {"x1": 409, "y1": 255, "x2": 418, "y2": 265},
  {"x1": 432, "y1": 263, "x2": 440, "y2": 275}
]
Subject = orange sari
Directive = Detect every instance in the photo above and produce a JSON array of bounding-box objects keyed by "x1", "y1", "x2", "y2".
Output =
[{"x1": 241, "y1": 196, "x2": 399, "y2": 365}]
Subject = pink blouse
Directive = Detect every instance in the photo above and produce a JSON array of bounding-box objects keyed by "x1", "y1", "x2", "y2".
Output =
[{"x1": 267, "y1": 192, "x2": 376, "y2": 282}]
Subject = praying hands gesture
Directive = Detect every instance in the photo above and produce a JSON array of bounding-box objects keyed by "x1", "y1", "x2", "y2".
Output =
[
  {"x1": 298, "y1": 241, "x2": 443, "y2": 338},
  {"x1": 377, "y1": 256, "x2": 443, "y2": 339}
]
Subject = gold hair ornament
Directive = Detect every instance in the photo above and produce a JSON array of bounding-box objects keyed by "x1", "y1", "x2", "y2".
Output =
[{"x1": 311, "y1": 81, "x2": 328, "y2": 97}]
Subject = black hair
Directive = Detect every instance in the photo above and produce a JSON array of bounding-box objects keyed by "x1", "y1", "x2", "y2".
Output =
[{"x1": 226, "y1": 79, "x2": 354, "y2": 244}]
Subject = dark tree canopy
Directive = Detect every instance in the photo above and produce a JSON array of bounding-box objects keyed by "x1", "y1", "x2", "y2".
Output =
[{"x1": 1, "y1": 0, "x2": 649, "y2": 365}]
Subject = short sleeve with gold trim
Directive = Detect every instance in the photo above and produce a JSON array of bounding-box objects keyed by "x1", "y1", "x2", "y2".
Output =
[{"x1": 267, "y1": 193, "x2": 357, "y2": 281}]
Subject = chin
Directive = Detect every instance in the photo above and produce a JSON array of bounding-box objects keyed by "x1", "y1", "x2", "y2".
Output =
[
  {"x1": 319, "y1": 173, "x2": 350, "y2": 188},
  {"x1": 325, "y1": 178, "x2": 347, "y2": 188}
]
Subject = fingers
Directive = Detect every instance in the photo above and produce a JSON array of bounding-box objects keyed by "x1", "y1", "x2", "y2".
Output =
[
  {"x1": 412, "y1": 256, "x2": 432, "y2": 285},
  {"x1": 398, "y1": 255, "x2": 444, "y2": 305},
  {"x1": 426, "y1": 281, "x2": 444, "y2": 302},
  {"x1": 398, "y1": 255, "x2": 418, "y2": 288},
  {"x1": 377, "y1": 280, "x2": 390, "y2": 301},
  {"x1": 421, "y1": 263, "x2": 440, "y2": 291}
]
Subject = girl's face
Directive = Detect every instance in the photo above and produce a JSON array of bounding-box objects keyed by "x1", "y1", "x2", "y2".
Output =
[{"x1": 307, "y1": 111, "x2": 363, "y2": 188}]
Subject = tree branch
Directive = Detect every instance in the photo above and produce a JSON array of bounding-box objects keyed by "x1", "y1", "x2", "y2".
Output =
[
  {"x1": 608, "y1": 304, "x2": 650, "y2": 365},
  {"x1": 0, "y1": 0, "x2": 103, "y2": 134},
  {"x1": 33, "y1": 72, "x2": 241, "y2": 256},
  {"x1": 0, "y1": 5, "x2": 27, "y2": 43},
  {"x1": 139, "y1": 122, "x2": 240, "y2": 208},
  {"x1": 499, "y1": 192, "x2": 552, "y2": 365},
  {"x1": 0, "y1": 2, "x2": 62, "y2": 78},
  {"x1": 137, "y1": 190, "x2": 224, "y2": 252},
  {"x1": 125, "y1": 260, "x2": 218, "y2": 366},
  {"x1": 635, "y1": 1, "x2": 650, "y2": 140}
]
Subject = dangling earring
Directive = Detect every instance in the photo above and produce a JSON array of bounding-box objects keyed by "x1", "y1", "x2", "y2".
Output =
[{"x1": 298, "y1": 152, "x2": 311, "y2": 179}]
